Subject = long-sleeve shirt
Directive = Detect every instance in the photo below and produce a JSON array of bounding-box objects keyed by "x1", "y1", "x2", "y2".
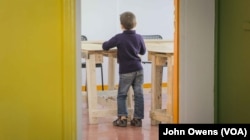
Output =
[{"x1": 102, "y1": 30, "x2": 146, "y2": 74}]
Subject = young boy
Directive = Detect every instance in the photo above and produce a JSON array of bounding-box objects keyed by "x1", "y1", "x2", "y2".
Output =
[{"x1": 102, "y1": 11, "x2": 146, "y2": 127}]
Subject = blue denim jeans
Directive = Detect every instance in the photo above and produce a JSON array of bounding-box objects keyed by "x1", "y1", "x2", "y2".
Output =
[{"x1": 117, "y1": 70, "x2": 144, "y2": 119}]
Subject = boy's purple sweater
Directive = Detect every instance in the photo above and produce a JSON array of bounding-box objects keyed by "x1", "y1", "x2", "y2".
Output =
[{"x1": 102, "y1": 30, "x2": 146, "y2": 74}]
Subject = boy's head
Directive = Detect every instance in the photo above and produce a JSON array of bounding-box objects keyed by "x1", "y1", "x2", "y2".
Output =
[{"x1": 120, "y1": 11, "x2": 136, "y2": 30}]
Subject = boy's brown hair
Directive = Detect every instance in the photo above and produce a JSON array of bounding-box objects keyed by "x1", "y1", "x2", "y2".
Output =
[{"x1": 120, "y1": 11, "x2": 136, "y2": 30}]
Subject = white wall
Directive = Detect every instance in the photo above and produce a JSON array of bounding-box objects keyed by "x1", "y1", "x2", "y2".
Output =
[
  {"x1": 81, "y1": 0, "x2": 174, "y2": 86},
  {"x1": 179, "y1": 0, "x2": 215, "y2": 123}
]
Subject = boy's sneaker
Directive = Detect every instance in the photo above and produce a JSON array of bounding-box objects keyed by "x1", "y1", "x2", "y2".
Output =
[
  {"x1": 131, "y1": 118, "x2": 142, "y2": 127},
  {"x1": 113, "y1": 117, "x2": 127, "y2": 127}
]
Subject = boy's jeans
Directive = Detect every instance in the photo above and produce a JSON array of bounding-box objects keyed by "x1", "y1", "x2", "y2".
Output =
[{"x1": 117, "y1": 70, "x2": 144, "y2": 119}]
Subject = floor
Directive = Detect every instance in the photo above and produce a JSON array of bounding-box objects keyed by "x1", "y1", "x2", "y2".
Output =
[{"x1": 82, "y1": 88, "x2": 167, "y2": 140}]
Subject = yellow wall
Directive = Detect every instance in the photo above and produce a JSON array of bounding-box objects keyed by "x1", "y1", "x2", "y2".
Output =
[{"x1": 0, "y1": 0, "x2": 76, "y2": 140}]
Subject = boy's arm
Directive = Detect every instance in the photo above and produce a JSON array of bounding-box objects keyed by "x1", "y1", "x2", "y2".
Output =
[
  {"x1": 139, "y1": 40, "x2": 146, "y2": 55},
  {"x1": 102, "y1": 36, "x2": 117, "y2": 50}
]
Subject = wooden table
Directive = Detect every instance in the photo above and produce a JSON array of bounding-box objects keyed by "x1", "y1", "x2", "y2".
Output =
[
  {"x1": 81, "y1": 41, "x2": 134, "y2": 124},
  {"x1": 145, "y1": 40, "x2": 174, "y2": 125},
  {"x1": 81, "y1": 40, "x2": 174, "y2": 125}
]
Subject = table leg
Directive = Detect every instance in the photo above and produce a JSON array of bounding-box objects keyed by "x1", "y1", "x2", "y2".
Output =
[
  {"x1": 150, "y1": 55, "x2": 163, "y2": 125},
  {"x1": 166, "y1": 55, "x2": 173, "y2": 122},
  {"x1": 86, "y1": 54, "x2": 98, "y2": 124},
  {"x1": 108, "y1": 54, "x2": 116, "y2": 90}
]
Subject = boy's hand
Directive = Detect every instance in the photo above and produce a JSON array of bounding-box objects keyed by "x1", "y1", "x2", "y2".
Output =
[{"x1": 138, "y1": 54, "x2": 142, "y2": 58}]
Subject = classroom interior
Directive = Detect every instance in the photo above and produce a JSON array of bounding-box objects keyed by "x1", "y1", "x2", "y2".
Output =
[
  {"x1": 80, "y1": 0, "x2": 175, "y2": 89},
  {"x1": 81, "y1": 0, "x2": 176, "y2": 139},
  {"x1": 80, "y1": 1, "x2": 250, "y2": 139}
]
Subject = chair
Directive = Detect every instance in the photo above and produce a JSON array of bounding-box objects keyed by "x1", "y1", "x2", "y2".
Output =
[
  {"x1": 81, "y1": 35, "x2": 104, "y2": 91},
  {"x1": 141, "y1": 35, "x2": 167, "y2": 66},
  {"x1": 141, "y1": 34, "x2": 163, "y2": 40}
]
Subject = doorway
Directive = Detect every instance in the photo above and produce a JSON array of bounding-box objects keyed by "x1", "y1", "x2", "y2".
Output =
[{"x1": 78, "y1": 0, "x2": 179, "y2": 139}]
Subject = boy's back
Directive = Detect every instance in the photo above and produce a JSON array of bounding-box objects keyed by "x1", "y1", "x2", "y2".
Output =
[{"x1": 102, "y1": 30, "x2": 146, "y2": 74}]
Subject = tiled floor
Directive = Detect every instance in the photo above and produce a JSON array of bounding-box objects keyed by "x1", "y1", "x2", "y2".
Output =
[{"x1": 82, "y1": 88, "x2": 167, "y2": 140}]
